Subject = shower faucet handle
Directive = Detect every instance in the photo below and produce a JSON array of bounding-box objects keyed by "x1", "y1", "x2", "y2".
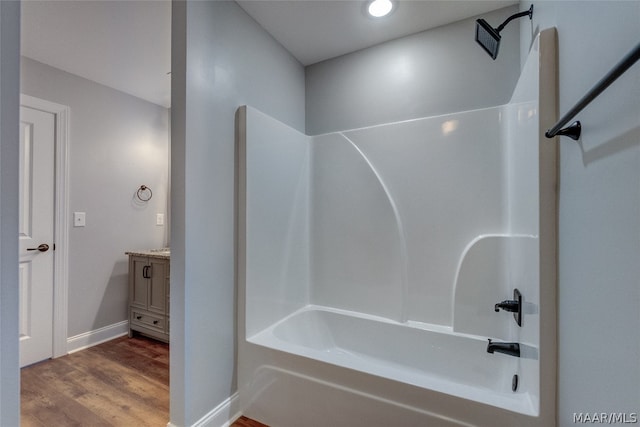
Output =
[
  {"x1": 494, "y1": 289, "x2": 522, "y2": 327},
  {"x1": 494, "y1": 300, "x2": 519, "y2": 312}
]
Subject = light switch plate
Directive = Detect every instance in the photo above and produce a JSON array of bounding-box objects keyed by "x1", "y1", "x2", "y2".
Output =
[
  {"x1": 156, "y1": 213, "x2": 164, "y2": 226},
  {"x1": 74, "y1": 212, "x2": 86, "y2": 227}
]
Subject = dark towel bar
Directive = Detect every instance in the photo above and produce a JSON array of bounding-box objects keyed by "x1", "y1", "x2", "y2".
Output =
[{"x1": 545, "y1": 41, "x2": 640, "y2": 140}]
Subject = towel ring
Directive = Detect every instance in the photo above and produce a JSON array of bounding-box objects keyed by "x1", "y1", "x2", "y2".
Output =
[{"x1": 137, "y1": 185, "x2": 153, "y2": 202}]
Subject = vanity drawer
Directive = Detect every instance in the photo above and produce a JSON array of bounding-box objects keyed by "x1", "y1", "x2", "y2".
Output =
[{"x1": 131, "y1": 310, "x2": 165, "y2": 332}]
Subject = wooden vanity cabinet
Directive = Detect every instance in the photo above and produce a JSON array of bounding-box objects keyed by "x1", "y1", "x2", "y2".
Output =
[{"x1": 128, "y1": 255, "x2": 170, "y2": 342}]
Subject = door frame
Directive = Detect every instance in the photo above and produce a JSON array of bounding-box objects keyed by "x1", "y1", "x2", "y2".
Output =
[{"x1": 20, "y1": 94, "x2": 69, "y2": 358}]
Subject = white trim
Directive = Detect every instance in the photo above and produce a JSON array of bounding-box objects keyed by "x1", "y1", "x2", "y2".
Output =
[
  {"x1": 166, "y1": 393, "x2": 240, "y2": 427},
  {"x1": 20, "y1": 94, "x2": 70, "y2": 358},
  {"x1": 66, "y1": 320, "x2": 129, "y2": 354}
]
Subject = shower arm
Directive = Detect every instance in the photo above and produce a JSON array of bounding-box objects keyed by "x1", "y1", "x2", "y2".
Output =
[{"x1": 495, "y1": 5, "x2": 533, "y2": 34}]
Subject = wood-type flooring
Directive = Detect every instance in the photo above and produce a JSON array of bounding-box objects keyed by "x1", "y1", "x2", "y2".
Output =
[{"x1": 21, "y1": 335, "x2": 267, "y2": 426}]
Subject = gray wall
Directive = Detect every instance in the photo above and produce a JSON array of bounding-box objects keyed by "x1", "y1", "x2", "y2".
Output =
[
  {"x1": 0, "y1": 1, "x2": 21, "y2": 425},
  {"x1": 305, "y1": 6, "x2": 521, "y2": 135},
  {"x1": 21, "y1": 57, "x2": 169, "y2": 337},
  {"x1": 170, "y1": 1, "x2": 305, "y2": 425},
  {"x1": 520, "y1": 2, "x2": 640, "y2": 426}
]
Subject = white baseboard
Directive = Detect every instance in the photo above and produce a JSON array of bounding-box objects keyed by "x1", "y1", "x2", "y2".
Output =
[
  {"x1": 66, "y1": 320, "x2": 129, "y2": 354},
  {"x1": 166, "y1": 392, "x2": 240, "y2": 427},
  {"x1": 194, "y1": 392, "x2": 241, "y2": 427}
]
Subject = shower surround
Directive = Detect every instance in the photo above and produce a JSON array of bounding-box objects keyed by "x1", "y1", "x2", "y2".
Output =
[{"x1": 237, "y1": 29, "x2": 557, "y2": 427}]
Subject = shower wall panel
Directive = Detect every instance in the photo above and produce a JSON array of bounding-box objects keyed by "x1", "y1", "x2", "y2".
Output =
[
  {"x1": 242, "y1": 107, "x2": 311, "y2": 338},
  {"x1": 336, "y1": 110, "x2": 507, "y2": 325},
  {"x1": 310, "y1": 133, "x2": 404, "y2": 321},
  {"x1": 244, "y1": 106, "x2": 516, "y2": 329}
]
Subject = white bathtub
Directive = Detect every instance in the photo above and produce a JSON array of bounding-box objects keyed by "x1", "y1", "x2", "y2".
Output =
[
  {"x1": 237, "y1": 28, "x2": 557, "y2": 427},
  {"x1": 248, "y1": 306, "x2": 535, "y2": 416}
]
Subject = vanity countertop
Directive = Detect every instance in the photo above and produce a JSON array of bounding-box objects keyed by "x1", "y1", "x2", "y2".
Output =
[{"x1": 125, "y1": 248, "x2": 170, "y2": 259}]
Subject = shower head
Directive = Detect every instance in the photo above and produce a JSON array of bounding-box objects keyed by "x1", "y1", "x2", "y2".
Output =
[
  {"x1": 475, "y1": 19, "x2": 501, "y2": 60},
  {"x1": 475, "y1": 5, "x2": 533, "y2": 60}
]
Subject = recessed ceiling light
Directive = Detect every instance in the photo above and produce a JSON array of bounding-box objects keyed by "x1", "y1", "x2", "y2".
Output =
[{"x1": 367, "y1": 0, "x2": 394, "y2": 18}]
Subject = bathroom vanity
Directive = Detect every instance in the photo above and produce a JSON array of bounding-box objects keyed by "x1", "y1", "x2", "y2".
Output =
[{"x1": 125, "y1": 249, "x2": 170, "y2": 342}]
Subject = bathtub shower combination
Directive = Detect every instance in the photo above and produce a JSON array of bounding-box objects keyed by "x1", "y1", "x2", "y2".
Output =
[{"x1": 237, "y1": 29, "x2": 557, "y2": 427}]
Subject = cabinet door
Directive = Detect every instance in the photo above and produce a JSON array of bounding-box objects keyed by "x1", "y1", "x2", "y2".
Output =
[
  {"x1": 130, "y1": 256, "x2": 149, "y2": 309},
  {"x1": 148, "y1": 259, "x2": 168, "y2": 314}
]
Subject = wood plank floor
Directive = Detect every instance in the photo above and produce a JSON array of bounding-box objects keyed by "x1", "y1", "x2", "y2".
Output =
[
  {"x1": 21, "y1": 335, "x2": 267, "y2": 427},
  {"x1": 21, "y1": 335, "x2": 170, "y2": 426},
  {"x1": 233, "y1": 416, "x2": 269, "y2": 427}
]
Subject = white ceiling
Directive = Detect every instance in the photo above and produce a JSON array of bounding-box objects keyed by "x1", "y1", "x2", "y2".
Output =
[
  {"x1": 237, "y1": 0, "x2": 518, "y2": 66},
  {"x1": 21, "y1": 0, "x2": 172, "y2": 108},
  {"x1": 21, "y1": 0, "x2": 517, "y2": 108}
]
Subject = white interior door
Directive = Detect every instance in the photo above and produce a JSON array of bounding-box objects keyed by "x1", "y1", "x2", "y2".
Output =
[{"x1": 19, "y1": 106, "x2": 55, "y2": 367}]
